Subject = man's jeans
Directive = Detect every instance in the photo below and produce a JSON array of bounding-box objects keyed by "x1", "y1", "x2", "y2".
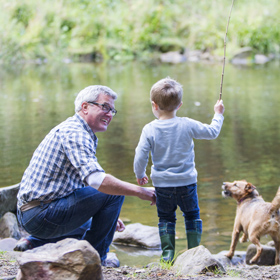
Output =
[
  {"x1": 155, "y1": 184, "x2": 200, "y2": 228},
  {"x1": 17, "y1": 187, "x2": 125, "y2": 261}
]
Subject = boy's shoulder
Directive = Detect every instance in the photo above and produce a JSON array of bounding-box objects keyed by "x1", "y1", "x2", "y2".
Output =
[{"x1": 143, "y1": 117, "x2": 193, "y2": 129}]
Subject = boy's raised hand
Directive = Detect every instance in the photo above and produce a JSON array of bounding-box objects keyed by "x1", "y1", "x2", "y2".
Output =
[
  {"x1": 137, "y1": 176, "x2": 149, "y2": 186},
  {"x1": 214, "y1": 99, "x2": 225, "y2": 115}
]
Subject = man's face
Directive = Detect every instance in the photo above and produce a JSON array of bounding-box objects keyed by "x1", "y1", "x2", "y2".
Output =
[{"x1": 84, "y1": 94, "x2": 115, "y2": 133}]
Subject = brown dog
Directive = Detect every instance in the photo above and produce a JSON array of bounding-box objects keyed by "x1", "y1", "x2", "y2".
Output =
[{"x1": 222, "y1": 180, "x2": 280, "y2": 264}]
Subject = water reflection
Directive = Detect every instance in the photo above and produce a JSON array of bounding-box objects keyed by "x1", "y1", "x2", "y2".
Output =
[{"x1": 0, "y1": 61, "x2": 280, "y2": 266}]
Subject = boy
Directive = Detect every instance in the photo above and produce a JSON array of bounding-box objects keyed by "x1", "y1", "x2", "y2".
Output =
[{"x1": 133, "y1": 77, "x2": 224, "y2": 262}]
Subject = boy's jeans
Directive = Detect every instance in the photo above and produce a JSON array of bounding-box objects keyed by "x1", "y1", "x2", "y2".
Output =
[
  {"x1": 17, "y1": 186, "x2": 125, "y2": 261},
  {"x1": 155, "y1": 183, "x2": 200, "y2": 226}
]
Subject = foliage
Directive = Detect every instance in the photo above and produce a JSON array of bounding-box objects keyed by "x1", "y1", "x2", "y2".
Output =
[
  {"x1": 0, "y1": 0, "x2": 279, "y2": 63},
  {"x1": 227, "y1": 269, "x2": 242, "y2": 277},
  {"x1": 159, "y1": 259, "x2": 174, "y2": 270},
  {"x1": 0, "y1": 250, "x2": 6, "y2": 256}
]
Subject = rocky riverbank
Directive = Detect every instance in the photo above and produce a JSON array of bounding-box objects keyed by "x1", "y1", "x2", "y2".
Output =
[
  {"x1": 104, "y1": 264, "x2": 280, "y2": 280},
  {"x1": 1, "y1": 185, "x2": 280, "y2": 279},
  {"x1": 1, "y1": 250, "x2": 280, "y2": 280}
]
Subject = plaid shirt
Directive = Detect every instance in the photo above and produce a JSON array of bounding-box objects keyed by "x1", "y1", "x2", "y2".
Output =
[{"x1": 17, "y1": 113, "x2": 104, "y2": 208}]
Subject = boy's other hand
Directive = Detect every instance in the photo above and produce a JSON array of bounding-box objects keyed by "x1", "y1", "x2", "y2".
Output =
[
  {"x1": 137, "y1": 176, "x2": 149, "y2": 185},
  {"x1": 214, "y1": 99, "x2": 225, "y2": 114}
]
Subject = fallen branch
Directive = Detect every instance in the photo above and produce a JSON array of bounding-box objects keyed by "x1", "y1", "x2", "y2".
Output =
[{"x1": 219, "y1": 0, "x2": 235, "y2": 100}]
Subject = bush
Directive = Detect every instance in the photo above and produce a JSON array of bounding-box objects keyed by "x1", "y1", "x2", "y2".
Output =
[{"x1": 0, "y1": 0, "x2": 279, "y2": 63}]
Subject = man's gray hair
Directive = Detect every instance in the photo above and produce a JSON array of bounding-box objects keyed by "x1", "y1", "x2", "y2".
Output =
[{"x1": 74, "y1": 85, "x2": 118, "y2": 112}]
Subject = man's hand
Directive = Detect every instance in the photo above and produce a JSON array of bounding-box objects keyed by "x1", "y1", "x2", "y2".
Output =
[
  {"x1": 98, "y1": 174, "x2": 156, "y2": 205},
  {"x1": 116, "y1": 218, "x2": 126, "y2": 232},
  {"x1": 138, "y1": 187, "x2": 156, "y2": 206},
  {"x1": 150, "y1": 191, "x2": 157, "y2": 206}
]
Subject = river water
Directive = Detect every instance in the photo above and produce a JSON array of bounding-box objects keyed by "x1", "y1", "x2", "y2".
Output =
[{"x1": 0, "y1": 60, "x2": 280, "y2": 266}]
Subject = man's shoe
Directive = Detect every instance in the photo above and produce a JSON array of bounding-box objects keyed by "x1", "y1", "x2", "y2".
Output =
[
  {"x1": 101, "y1": 252, "x2": 120, "y2": 268},
  {"x1": 14, "y1": 238, "x2": 33, "y2": 252}
]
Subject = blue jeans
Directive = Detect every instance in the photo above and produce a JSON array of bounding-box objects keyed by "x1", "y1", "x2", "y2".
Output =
[
  {"x1": 155, "y1": 183, "x2": 201, "y2": 232},
  {"x1": 17, "y1": 187, "x2": 125, "y2": 261}
]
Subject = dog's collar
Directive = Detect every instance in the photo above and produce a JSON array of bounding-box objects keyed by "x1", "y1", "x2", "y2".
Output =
[
  {"x1": 238, "y1": 197, "x2": 248, "y2": 204},
  {"x1": 239, "y1": 195, "x2": 260, "y2": 204}
]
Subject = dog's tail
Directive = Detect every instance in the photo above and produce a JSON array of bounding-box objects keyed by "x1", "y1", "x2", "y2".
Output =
[{"x1": 270, "y1": 187, "x2": 280, "y2": 212}]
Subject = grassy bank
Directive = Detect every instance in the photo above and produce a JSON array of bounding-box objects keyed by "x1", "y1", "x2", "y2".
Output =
[{"x1": 0, "y1": 0, "x2": 279, "y2": 63}]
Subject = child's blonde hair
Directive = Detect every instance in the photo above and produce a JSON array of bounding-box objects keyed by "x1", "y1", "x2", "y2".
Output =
[{"x1": 150, "y1": 77, "x2": 183, "y2": 111}]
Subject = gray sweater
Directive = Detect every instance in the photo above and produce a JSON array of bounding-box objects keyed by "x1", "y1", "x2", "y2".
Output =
[{"x1": 134, "y1": 113, "x2": 224, "y2": 187}]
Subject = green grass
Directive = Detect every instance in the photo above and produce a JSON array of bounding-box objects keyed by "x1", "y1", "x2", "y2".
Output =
[
  {"x1": 227, "y1": 268, "x2": 242, "y2": 277},
  {"x1": 0, "y1": 250, "x2": 6, "y2": 257}
]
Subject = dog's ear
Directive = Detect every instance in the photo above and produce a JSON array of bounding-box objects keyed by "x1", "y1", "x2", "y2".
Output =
[{"x1": 245, "y1": 183, "x2": 256, "y2": 193}]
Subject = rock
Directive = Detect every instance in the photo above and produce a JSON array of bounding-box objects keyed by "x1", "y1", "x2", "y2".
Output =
[
  {"x1": 16, "y1": 238, "x2": 103, "y2": 280},
  {"x1": 246, "y1": 244, "x2": 275, "y2": 266},
  {"x1": 231, "y1": 47, "x2": 253, "y2": 65},
  {"x1": 173, "y1": 245, "x2": 225, "y2": 276},
  {"x1": 0, "y1": 237, "x2": 18, "y2": 251},
  {"x1": 201, "y1": 52, "x2": 214, "y2": 61},
  {"x1": 185, "y1": 50, "x2": 203, "y2": 62},
  {"x1": 254, "y1": 54, "x2": 270, "y2": 64},
  {"x1": 0, "y1": 184, "x2": 20, "y2": 219},
  {"x1": 160, "y1": 51, "x2": 187, "y2": 64},
  {"x1": 0, "y1": 212, "x2": 21, "y2": 240},
  {"x1": 213, "y1": 250, "x2": 246, "y2": 267},
  {"x1": 113, "y1": 223, "x2": 160, "y2": 249}
]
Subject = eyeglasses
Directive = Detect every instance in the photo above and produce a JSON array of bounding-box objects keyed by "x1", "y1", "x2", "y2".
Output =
[{"x1": 87, "y1": 101, "x2": 117, "y2": 116}]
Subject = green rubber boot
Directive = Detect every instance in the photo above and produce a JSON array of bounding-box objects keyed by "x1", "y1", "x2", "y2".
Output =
[
  {"x1": 158, "y1": 222, "x2": 176, "y2": 263},
  {"x1": 185, "y1": 219, "x2": 202, "y2": 249},
  {"x1": 187, "y1": 231, "x2": 202, "y2": 249}
]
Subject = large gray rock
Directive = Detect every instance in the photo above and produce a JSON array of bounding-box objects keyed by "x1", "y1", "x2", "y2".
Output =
[
  {"x1": 246, "y1": 244, "x2": 275, "y2": 266},
  {"x1": 113, "y1": 223, "x2": 160, "y2": 249},
  {"x1": 0, "y1": 184, "x2": 20, "y2": 218},
  {"x1": 173, "y1": 245, "x2": 225, "y2": 276},
  {"x1": 16, "y1": 238, "x2": 103, "y2": 280},
  {"x1": 0, "y1": 212, "x2": 21, "y2": 240}
]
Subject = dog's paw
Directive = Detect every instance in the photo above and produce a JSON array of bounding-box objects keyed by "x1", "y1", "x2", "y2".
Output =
[
  {"x1": 249, "y1": 256, "x2": 258, "y2": 264},
  {"x1": 225, "y1": 252, "x2": 233, "y2": 259}
]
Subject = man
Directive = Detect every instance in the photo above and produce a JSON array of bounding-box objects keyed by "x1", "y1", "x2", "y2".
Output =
[{"x1": 15, "y1": 85, "x2": 156, "y2": 267}]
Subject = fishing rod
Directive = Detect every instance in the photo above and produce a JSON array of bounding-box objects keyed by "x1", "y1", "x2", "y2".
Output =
[{"x1": 219, "y1": 0, "x2": 235, "y2": 101}]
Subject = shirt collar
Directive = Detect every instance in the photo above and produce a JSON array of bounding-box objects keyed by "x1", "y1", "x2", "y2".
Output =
[{"x1": 74, "y1": 113, "x2": 97, "y2": 142}]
